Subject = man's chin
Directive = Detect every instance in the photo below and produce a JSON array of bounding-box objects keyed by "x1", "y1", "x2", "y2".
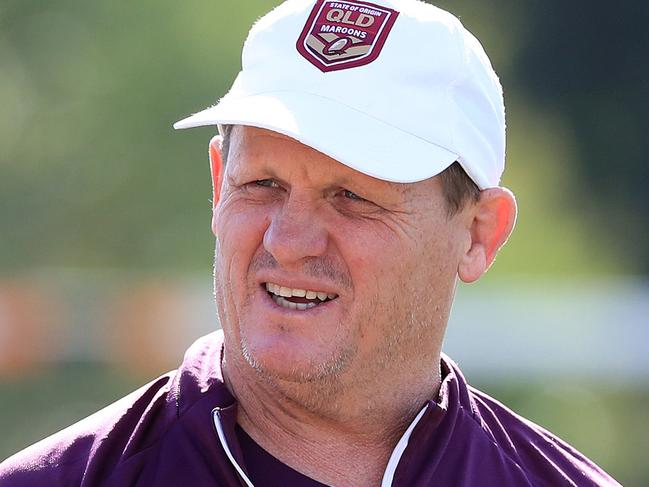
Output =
[{"x1": 240, "y1": 335, "x2": 355, "y2": 385}]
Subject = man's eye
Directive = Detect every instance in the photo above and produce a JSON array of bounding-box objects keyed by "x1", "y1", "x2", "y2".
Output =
[
  {"x1": 253, "y1": 179, "x2": 279, "y2": 188},
  {"x1": 341, "y1": 189, "x2": 363, "y2": 201}
]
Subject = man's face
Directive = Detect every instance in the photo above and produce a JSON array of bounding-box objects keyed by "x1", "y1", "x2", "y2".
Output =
[{"x1": 213, "y1": 126, "x2": 468, "y2": 396}]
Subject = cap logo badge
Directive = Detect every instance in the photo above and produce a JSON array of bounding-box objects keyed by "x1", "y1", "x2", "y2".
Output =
[{"x1": 297, "y1": 1, "x2": 399, "y2": 72}]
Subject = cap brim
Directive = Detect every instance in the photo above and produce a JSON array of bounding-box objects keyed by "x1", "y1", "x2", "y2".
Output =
[{"x1": 173, "y1": 91, "x2": 458, "y2": 184}]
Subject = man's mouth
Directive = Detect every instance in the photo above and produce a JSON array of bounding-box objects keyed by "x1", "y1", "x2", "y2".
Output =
[{"x1": 264, "y1": 282, "x2": 338, "y2": 311}]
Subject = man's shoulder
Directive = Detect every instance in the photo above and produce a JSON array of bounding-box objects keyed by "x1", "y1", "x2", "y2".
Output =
[
  {"x1": 0, "y1": 373, "x2": 175, "y2": 486},
  {"x1": 453, "y1": 366, "x2": 621, "y2": 486},
  {"x1": 0, "y1": 331, "x2": 230, "y2": 486}
]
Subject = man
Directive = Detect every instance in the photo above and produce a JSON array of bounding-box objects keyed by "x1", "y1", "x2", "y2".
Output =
[{"x1": 0, "y1": 1, "x2": 620, "y2": 486}]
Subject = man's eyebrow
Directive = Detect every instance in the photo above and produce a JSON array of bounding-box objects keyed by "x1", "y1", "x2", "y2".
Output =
[
  {"x1": 230, "y1": 153, "x2": 410, "y2": 200},
  {"x1": 227, "y1": 161, "x2": 288, "y2": 186}
]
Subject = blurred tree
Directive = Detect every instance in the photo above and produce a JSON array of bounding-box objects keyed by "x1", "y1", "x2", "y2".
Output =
[{"x1": 513, "y1": 0, "x2": 649, "y2": 273}]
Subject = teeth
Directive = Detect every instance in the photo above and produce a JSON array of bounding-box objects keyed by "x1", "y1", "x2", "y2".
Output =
[
  {"x1": 265, "y1": 282, "x2": 338, "y2": 301},
  {"x1": 265, "y1": 282, "x2": 339, "y2": 310},
  {"x1": 273, "y1": 295, "x2": 317, "y2": 311},
  {"x1": 265, "y1": 282, "x2": 280, "y2": 295},
  {"x1": 279, "y1": 286, "x2": 292, "y2": 298}
]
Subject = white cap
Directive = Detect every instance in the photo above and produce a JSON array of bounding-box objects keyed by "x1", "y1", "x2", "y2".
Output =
[{"x1": 174, "y1": 0, "x2": 506, "y2": 189}]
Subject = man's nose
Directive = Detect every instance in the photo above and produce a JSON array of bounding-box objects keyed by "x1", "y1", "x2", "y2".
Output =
[{"x1": 263, "y1": 197, "x2": 329, "y2": 266}]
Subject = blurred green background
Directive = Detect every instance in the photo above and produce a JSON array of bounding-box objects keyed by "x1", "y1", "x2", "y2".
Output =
[{"x1": 1, "y1": 1, "x2": 647, "y2": 485}]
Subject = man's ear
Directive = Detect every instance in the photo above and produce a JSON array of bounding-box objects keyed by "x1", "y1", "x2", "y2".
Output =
[
  {"x1": 458, "y1": 187, "x2": 517, "y2": 283},
  {"x1": 209, "y1": 135, "x2": 225, "y2": 207}
]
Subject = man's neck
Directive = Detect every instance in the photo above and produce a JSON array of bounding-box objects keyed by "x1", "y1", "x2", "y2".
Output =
[{"x1": 223, "y1": 352, "x2": 440, "y2": 487}]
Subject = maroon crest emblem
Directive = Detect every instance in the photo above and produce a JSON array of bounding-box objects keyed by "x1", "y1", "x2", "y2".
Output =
[{"x1": 296, "y1": 0, "x2": 400, "y2": 72}]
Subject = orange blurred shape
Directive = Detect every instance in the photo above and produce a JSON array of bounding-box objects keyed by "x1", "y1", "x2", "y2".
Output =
[
  {"x1": 109, "y1": 282, "x2": 194, "y2": 374},
  {"x1": 0, "y1": 280, "x2": 66, "y2": 377}
]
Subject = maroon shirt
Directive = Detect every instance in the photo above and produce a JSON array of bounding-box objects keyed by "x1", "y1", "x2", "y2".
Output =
[
  {"x1": 235, "y1": 425, "x2": 327, "y2": 486},
  {"x1": 0, "y1": 331, "x2": 620, "y2": 486}
]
